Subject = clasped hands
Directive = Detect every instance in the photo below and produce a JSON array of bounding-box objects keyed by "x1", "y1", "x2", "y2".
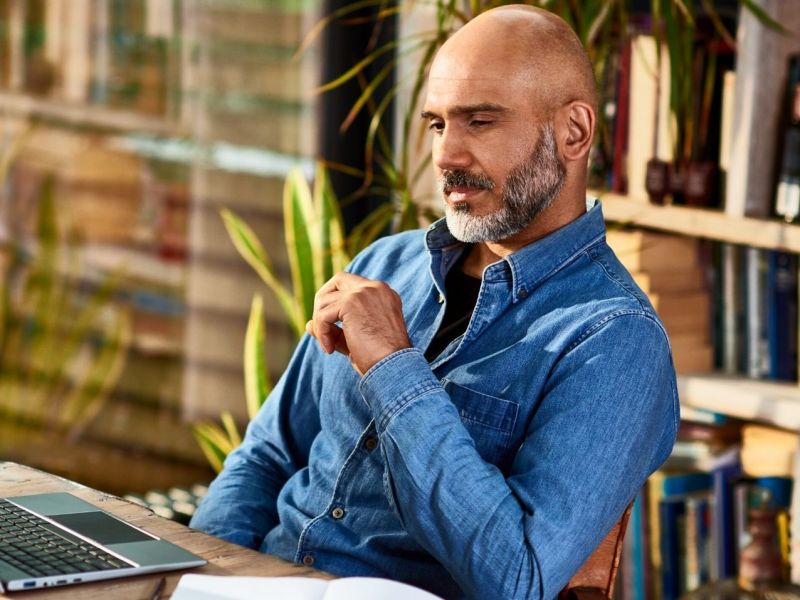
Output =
[{"x1": 305, "y1": 272, "x2": 412, "y2": 376}]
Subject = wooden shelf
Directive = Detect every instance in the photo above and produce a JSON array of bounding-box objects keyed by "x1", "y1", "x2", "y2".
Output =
[
  {"x1": 595, "y1": 190, "x2": 800, "y2": 253},
  {"x1": 678, "y1": 373, "x2": 800, "y2": 430}
]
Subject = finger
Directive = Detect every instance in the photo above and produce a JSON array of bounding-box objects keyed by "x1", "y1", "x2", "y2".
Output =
[
  {"x1": 332, "y1": 330, "x2": 350, "y2": 357},
  {"x1": 312, "y1": 302, "x2": 345, "y2": 354}
]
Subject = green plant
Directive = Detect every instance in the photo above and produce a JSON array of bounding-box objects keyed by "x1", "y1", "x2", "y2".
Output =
[
  {"x1": 0, "y1": 176, "x2": 131, "y2": 441},
  {"x1": 193, "y1": 163, "x2": 354, "y2": 472}
]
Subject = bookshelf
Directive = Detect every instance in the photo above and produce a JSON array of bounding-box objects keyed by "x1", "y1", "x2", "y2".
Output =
[
  {"x1": 597, "y1": 192, "x2": 800, "y2": 253},
  {"x1": 599, "y1": 194, "x2": 800, "y2": 431}
]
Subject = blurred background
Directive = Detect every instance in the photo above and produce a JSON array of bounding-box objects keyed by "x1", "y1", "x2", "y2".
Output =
[{"x1": 0, "y1": 0, "x2": 338, "y2": 498}]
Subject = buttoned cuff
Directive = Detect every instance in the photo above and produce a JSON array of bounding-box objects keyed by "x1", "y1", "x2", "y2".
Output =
[{"x1": 359, "y1": 348, "x2": 442, "y2": 434}]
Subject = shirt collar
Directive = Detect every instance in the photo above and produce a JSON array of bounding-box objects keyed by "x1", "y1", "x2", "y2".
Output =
[{"x1": 425, "y1": 198, "x2": 606, "y2": 303}]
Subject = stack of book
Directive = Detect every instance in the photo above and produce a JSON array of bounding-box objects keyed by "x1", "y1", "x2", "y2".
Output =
[
  {"x1": 622, "y1": 417, "x2": 799, "y2": 600},
  {"x1": 606, "y1": 229, "x2": 713, "y2": 374}
]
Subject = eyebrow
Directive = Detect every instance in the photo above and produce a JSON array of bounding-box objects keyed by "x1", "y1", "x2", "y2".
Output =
[{"x1": 420, "y1": 103, "x2": 510, "y2": 120}]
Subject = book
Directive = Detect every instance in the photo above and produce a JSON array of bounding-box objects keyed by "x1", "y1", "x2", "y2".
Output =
[
  {"x1": 710, "y1": 447, "x2": 742, "y2": 580},
  {"x1": 740, "y1": 424, "x2": 798, "y2": 478},
  {"x1": 721, "y1": 244, "x2": 745, "y2": 374},
  {"x1": 744, "y1": 247, "x2": 769, "y2": 378},
  {"x1": 171, "y1": 575, "x2": 443, "y2": 600},
  {"x1": 606, "y1": 230, "x2": 699, "y2": 271},
  {"x1": 659, "y1": 497, "x2": 686, "y2": 600},
  {"x1": 725, "y1": 1, "x2": 800, "y2": 218},
  {"x1": 766, "y1": 252, "x2": 798, "y2": 381}
]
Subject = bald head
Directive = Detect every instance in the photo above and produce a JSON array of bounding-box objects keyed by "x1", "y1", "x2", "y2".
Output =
[{"x1": 430, "y1": 5, "x2": 597, "y2": 115}]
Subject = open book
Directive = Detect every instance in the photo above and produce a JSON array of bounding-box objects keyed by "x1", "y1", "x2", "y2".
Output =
[{"x1": 171, "y1": 574, "x2": 444, "y2": 600}]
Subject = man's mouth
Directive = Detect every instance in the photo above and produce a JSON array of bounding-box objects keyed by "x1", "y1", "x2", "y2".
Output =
[{"x1": 445, "y1": 186, "x2": 486, "y2": 202}]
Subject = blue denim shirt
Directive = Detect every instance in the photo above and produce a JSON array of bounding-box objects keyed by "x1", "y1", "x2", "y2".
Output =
[{"x1": 191, "y1": 200, "x2": 679, "y2": 599}]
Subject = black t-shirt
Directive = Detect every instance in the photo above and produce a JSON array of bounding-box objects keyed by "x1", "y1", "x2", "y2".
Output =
[{"x1": 424, "y1": 254, "x2": 482, "y2": 362}]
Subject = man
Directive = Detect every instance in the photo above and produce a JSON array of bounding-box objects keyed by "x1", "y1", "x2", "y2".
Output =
[{"x1": 191, "y1": 5, "x2": 678, "y2": 599}]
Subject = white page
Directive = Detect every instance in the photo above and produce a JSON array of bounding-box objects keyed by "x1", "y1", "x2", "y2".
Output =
[
  {"x1": 171, "y1": 575, "x2": 443, "y2": 600},
  {"x1": 325, "y1": 577, "x2": 443, "y2": 600},
  {"x1": 171, "y1": 575, "x2": 329, "y2": 600}
]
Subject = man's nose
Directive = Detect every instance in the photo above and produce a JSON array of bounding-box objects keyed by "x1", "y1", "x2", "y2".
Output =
[{"x1": 432, "y1": 128, "x2": 472, "y2": 171}]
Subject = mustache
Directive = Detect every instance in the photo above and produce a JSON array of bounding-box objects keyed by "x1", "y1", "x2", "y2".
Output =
[{"x1": 440, "y1": 170, "x2": 495, "y2": 191}]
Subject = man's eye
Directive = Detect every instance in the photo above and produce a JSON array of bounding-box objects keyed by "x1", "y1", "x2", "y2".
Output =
[
  {"x1": 428, "y1": 121, "x2": 444, "y2": 133},
  {"x1": 470, "y1": 119, "x2": 492, "y2": 128}
]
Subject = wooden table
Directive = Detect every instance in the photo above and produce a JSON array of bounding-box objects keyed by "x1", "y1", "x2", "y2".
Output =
[{"x1": 0, "y1": 462, "x2": 332, "y2": 598}]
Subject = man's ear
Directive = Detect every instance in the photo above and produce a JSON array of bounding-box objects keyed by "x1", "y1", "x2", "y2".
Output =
[{"x1": 557, "y1": 101, "x2": 595, "y2": 162}]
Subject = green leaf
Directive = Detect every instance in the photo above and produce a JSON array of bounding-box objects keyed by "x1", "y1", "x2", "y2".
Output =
[
  {"x1": 315, "y1": 40, "x2": 399, "y2": 94},
  {"x1": 293, "y1": 0, "x2": 394, "y2": 61},
  {"x1": 193, "y1": 422, "x2": 237, "y2": 473},
  {"x1": 314, "y1": 163, "x2": 350, "y2": 284},
  {"x1": 740, "y1": 0, "x2": 789, "y2": 33},
  {"x1": 220, "y1": 411, "x2": 242, "y2": 448},
  {"x1": 284, "y1": 168, "x2": 317, "y2": 325},
  {"x1": 244, "y1": 294, "x2": 271, "y2": 420},
  {"x1": 221, "y1": 208, "x2": 303, "y2": 336}
]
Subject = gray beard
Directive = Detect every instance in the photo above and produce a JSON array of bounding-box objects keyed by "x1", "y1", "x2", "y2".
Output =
[{"x1": 442, "y1": 122, "x2": 566, "y2": 243}]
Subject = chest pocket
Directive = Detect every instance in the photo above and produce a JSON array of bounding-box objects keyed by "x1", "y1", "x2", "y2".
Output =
[{"x1": 442, "y1": 380, "x2": 518, "y2": 467}]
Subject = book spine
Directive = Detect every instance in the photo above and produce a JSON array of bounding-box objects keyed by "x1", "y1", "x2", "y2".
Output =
[
  {"x1": 744, "y1": 247, "x2": 770, "y2": 378},
  {"x1": 712, "y1": 460, "x2": 743, "y2": 579},
  {"x1": 659, "y1": 499, "x2": 686, "y2": 600},
  {"x1": 767, "y1": 251, "x2": 798, "y2": 381}
]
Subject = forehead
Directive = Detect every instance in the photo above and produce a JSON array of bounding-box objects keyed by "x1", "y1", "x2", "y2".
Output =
[
  {"x1": 424, "y1": 74, "x2": 532, "y2": 116},
  {"x1": 424, "y1": 48, "x2": 537, "y2": 114}
]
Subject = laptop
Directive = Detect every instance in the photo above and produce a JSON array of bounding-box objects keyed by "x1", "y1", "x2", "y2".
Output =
[{"x1": 0, "y1": 492, "x2": 207, "y2": 592}]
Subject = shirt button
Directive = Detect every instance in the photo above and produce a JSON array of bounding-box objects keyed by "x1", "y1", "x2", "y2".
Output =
[
  {"x1": 331, "y1": 507, "x2": 345, "y2": 519},
  {"x1": 518, "y1": 288, "x2": 528, "y2": 299},
  {"x1": 302, "y1": 554, "x2": 315, "y2": 566},
  {"x1": 364, "y1": 437, "x2": 379, "y2": 451},
  {"x1": 437, "y1": 293, "x2": 445, "y2": 304}
]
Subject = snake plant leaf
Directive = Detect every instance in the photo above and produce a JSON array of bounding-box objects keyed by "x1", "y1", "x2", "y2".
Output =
[
  {"x1": 284, "y1": 168, "x2": 317, "y2": 326},
  {"x1": 221, "y1": 411, "x2": 243, "y2": 448},
  {"x1": 193, "y1": 418, "x2": 240, "y2": 474},
  {"x1": 244, "y1": 293, "x2": 271, "y2": 420},
  {"x1": 313, "y1": 162, "x2": 350, "y2": 286},
  {"x1": 221, "y1": 207, "x2": 303, "y2": 336}
]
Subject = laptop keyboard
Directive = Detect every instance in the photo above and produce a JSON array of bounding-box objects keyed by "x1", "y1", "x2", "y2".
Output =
[{"x1": 0, "y1": 499, "x2": 131, "y2": 578}]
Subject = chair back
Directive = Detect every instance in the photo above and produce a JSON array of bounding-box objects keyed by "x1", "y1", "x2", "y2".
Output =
[{"x1": 558, "y1": 503, "x2": 633, "y2": 600}]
